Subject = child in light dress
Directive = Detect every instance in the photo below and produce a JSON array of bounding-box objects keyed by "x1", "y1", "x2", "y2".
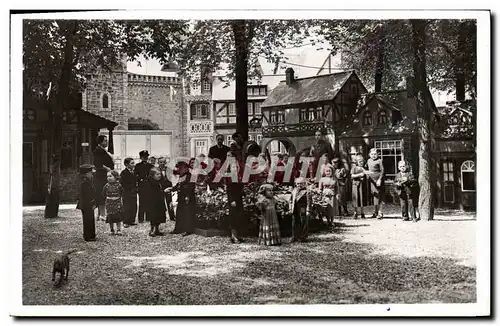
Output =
[
  {"x1": 256, "y1": 184, "x2": 282, "y2": 246},
  {"x1": 319, "y1": 164, "x2": 340, "y2": 229}
]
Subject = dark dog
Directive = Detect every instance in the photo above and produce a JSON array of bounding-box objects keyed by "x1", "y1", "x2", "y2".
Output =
[{"x1": 52, "y1": 249, "x2": 78, "y2": 286}]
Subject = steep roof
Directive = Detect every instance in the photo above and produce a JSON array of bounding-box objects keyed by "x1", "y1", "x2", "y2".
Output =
[
  {"x1": 211, "y1": 74, "x2": 286, "y2": 101},
  {"x1": 340, "y1": 91, "x2": 416, "y2": 138},
  {"x1": 262, "y1": 70, "x2": 354, "y2": 108}
]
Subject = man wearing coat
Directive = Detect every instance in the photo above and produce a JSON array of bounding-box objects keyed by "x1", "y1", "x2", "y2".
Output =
[
  {"x1": 208, "y1": 134, "x2": 231, "y2": 165},
  {"x1": 134, "y1": 150, "x2": 154, "y2": 223}
]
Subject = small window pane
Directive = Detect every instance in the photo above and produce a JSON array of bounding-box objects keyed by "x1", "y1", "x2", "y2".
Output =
[
  {"x1": 444, "y1": 173, "x2": 448, "y2": 182},
  {"x1": 443, "y1": 163, "x2": 448, "y2": 172},
  {"x1": 217, "y1": 107, "x2": 227, "y2": 116},
  {"x1": 254, "y1": 103, "x2": 261, "y2": 115},
  {"x1": 228, "y1": 116, "x2": 236, "y2": 123},
  {"x1": 382, "y1": 155, "x2": 396, "y2": 176},
  {"x1": 228, "y1": 103, "x2": 235, "y2": 115},
  {"x1": 462, "y1": 171, "x2": 475, "y2": 191},
  {"x1": 216, "y1": 117, "x2": 227, "y2": 124},
  {"x1": 448, "y1": 172, "x2": 454, "y2": 182}
]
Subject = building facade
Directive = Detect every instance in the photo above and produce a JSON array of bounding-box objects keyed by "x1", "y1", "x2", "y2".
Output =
[
  {"x1": 183, "y1": 69, "x2": 286, "y2": 157},
  {"x1": 83, "y1": 60, "x2": 186, "y2": 171},
  {"x1": 23, "y1": 93, "x2": 117, "y2": 204},
  {"x1": 184, "y1": 51, "x2": 343, "y2": 157},
  {"x1": 262, "y1": 68, "x2": 476, "y2": 209}
]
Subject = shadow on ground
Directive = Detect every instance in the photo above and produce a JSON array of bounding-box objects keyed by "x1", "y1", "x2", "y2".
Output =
[{"x1": 22, "y1": 207, "x2": 476, "y2": 305}]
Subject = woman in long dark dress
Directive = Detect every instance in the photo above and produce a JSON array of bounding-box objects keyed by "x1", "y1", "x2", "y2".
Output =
[
  {"x1": 145, "y1": 168, "x2": 167, "y2": 236},
  {"x1": 168, "y1": 161, "x2": 196, "y2": 236},
  {"x1": 92, "y1": 135, "x2": 115, "y2": 221}
]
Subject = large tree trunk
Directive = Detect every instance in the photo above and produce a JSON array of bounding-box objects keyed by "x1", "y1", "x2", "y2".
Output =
[
  {"x1": 44, "y1": 21, "x2": 77, "y2": 218},
  {"x1": 455, "y1": 21, "x2": 467, "y2": 102},
  {"x1": 411, "y1": 19, "x2": 434, "y2": 221},
  {"x1": 232, "y1": 20, "x2": 249, "y2": 141},
  {"x1": 374, "y1": 26, "x2": 385, "y2": 92}
]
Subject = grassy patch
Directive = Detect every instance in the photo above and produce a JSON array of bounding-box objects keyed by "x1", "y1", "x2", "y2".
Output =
[{"x1": 22, "y1": 205, "x2": 476, "y2": 305}]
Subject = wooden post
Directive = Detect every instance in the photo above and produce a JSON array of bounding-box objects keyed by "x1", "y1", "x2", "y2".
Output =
[{"x1": 108, "y1": 128, "x2": 114, "y2": 154}]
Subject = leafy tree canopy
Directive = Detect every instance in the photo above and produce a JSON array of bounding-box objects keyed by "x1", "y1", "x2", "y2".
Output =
[
  {"x1": 316, "y1": 19, "x2": 476, "y2": 96},
  {"x1": 141, "y1": 20, "x2": 318, "y2": 86},
  {"x1": 23, "y1": 19, "x2": 188, "y2": 101}
]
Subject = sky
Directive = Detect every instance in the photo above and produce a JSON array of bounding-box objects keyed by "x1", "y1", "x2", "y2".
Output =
[{"x1": 126, "y1": 41, "x2": 333, "y2": 77}]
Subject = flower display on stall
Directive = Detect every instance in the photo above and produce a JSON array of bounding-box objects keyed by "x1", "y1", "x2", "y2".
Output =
[
  {"x1": 195, "y1": 186, "x2": 229, "y2": 222},
  {"x1": 243, "y1": 182, "x2": 263, "y2": 223},
  {"x1": 308, "y1": 185, "x2": 331, "y2": 218},
  {"x1": 275, "y1": 197, "x2": 291, "y2": 217}
]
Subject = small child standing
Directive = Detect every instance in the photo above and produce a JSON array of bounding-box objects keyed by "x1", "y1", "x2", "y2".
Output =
[
  {"x1": 318, "y1": 164, "x2": 340, "y2": 229},
  {"x1": 290, "y1": 177, "x2": 312, "y2": 242},
  {"x1": 146, "y1": 167, "x2": 168, "y2": 237},
  {"x1": 351, "y1": 155, "x2": 366, "y2": 219},
  {"x1": 394, "y1": 160, "x2": 419, "y2": 222},
  {"x1": 366, "y1": 148, "x2": 385, "y2": 219},
  {"x1": 256, "y1": 184, "x2": 282, "y2": 246},
  {"x1": 76, "y1": 164, "x2": 97, "y2": 242},
  {"x1": 102, "y1": 170, "x2": 124, "y2": 235},
  {"x1": 333, "y1": 158, "x2": 349, "y2": 216}
]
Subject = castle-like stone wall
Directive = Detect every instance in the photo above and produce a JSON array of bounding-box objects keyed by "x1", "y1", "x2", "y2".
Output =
[
  {"x1": 127, "y1": 73, "x2": 184, "y2": 157},
  {"x1": 83, "y1": 68, "x2": 187, "y2": 158}
]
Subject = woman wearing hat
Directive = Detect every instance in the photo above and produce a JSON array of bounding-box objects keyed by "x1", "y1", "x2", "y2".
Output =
[
  {"x1": 168, "y1": 160, "x2": 196, "y2": 236},
  {"x1": 93, "y1": 135, "x2": 115, "y2": 222}
]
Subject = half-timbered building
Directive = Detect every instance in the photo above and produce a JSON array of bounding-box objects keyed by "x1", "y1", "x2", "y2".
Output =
[
  {"x1": 261, "y1": 68, "x2": 475, "y2": 209},
  {"x1": 260, "y1": 68, "x2": 367, "y2": 155}
]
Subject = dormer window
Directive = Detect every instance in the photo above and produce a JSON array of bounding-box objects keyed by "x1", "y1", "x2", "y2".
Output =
[
  {"x1": 378, "y1": 110, "x2": 388, "y2": 125},
  {"x1": 247, "y1": 85, "x2": 267, "y2": 96},
  {"x1": 200, "y1": 67, "x2": 212, "y2": 94},
  {"x1": 363, "y1": 111, "x2": 373, "y2": 126},
  {"x1": 202, "y1": 79, "x2": 212, "y2": 92}
]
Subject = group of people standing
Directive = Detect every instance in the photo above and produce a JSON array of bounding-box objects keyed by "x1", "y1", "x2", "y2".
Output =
[{"x1": 76, "y1": 130, "x2": 419, "y2": 245}]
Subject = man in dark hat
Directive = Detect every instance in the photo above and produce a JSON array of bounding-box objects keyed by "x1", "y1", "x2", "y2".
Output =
[
  {"x1": 134, "y1": 150, "x2": 154, "y2": 223},
  {"x1": 208, "y1": 134, "x2": 230, "y2": 165},
  {"x1": 76, "y1": 164, "x2": 97, "y2": 241}
]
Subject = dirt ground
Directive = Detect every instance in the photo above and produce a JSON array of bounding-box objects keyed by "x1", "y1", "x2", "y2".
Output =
[{"x1": 21, "y1": 205, "x2": 476, "y2": 305}]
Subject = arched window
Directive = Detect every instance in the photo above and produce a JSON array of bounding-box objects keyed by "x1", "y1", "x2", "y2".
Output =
[
  {"x1": 102, "y1": 94, "x2": 109, "y2": 109},
  {"x1": 363, "y1": 111, "x2": 373, "y2": 126},
  {"x1": 378, "y1": 110, "x2": 388, "y2": 125},
  {"x1": 461, "y1": 160, "x2": 475, "y2": 192}
]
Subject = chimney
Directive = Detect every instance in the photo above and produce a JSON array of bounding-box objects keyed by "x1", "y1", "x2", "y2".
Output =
[{"x1": 285, "y1": 68, "x2": 295, "y2": 85}]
